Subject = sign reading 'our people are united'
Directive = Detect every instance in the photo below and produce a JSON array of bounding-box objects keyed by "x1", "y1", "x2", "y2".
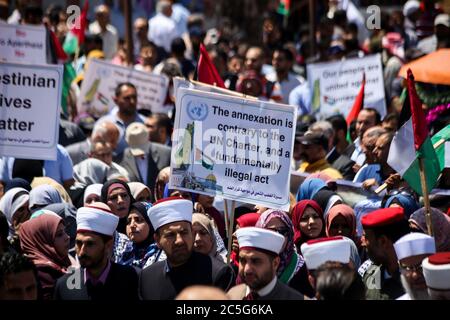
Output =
[
  {"x1": 307, "y1": 54, "x2": 387, "y2": 118},
  {"x1": 170, "y1": 88, "x2": 297, "y2": 211},
  {"x1": 78, "y1": 58, "x2": 169, "y2": 118},
  {"x1": 0, "y1": 62, "x2": 62, "y2": 160}
]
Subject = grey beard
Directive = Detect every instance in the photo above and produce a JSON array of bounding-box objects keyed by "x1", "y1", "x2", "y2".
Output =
[{"x1": 400, "y1": 274, "x2": 430, "y2": 300}]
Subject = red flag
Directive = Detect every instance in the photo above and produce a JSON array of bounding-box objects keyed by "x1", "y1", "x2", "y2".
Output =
[
  {"x1": 346, "y1": 73, "x2": 365, "y2": 126},
  {"x1": 407, "y1": 69, "x2": 428, "y2": 150},
  {"x1": 49, "y1": 30, "x2": 68, "y2": 62},
  {"x1": 197, "y1": 43, "x2": 225, "y2": 88},
  {"x1": 72, "y1": 0, "x2": 89, "y2": 45}
]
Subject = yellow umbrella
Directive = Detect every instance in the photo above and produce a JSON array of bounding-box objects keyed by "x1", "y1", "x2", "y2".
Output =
[{"x1": 398, "y1": 49, "x2": 450, "y2": 85}]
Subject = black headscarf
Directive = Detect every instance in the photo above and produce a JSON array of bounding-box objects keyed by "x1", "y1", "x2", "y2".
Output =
[
  {"x1": 101, "y1": 179, "x2": 135, "y2": 234},
  {"x1": 5, "y1": 178, "x2": 32, "y2": 192},
  {"x1": 12, "y1": 159, "x2": 44, "y2": 183},
  {"x1": 128, "y1": 202, "x2": 155, "y2": 249}
]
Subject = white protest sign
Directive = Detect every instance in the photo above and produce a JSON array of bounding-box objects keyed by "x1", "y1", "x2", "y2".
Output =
[
  {"x1": 0, "y1": 62, "x2": 63, "y2": 160},
  {"x1": 0, "y1": 24, "x2": 47, "y2": 64},
  {"x1": 307, "y1": 54, "x2": 386, "y2": 118},
  {"x1": 170, "y1": 88, "x2": 297, "y2": 211},
  {"x1": 78, "y1": 58, "x2": 169, "y2": 118}
]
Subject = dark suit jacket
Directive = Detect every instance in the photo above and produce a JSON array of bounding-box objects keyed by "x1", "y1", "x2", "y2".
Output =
[
  {"x1": 66, "y1": 139, "x2": 90, "y2": 166},
  {"x1": 228, "y1": 280, "x2": 305, "y2": 300},
  {"x1": 120, "y1": 142, "x2": 171, "y2": 190},
  {"x1": 139, "y1": 251, "x2": 235, "y2": 300},
  {"x1": 54, "y1": 263, "x2": 139, "y2": 300}
]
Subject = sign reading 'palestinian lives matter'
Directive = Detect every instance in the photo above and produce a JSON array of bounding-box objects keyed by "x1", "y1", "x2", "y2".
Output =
[
  {"x1": 78, "y1": 58, "x2": 169, "y2": 118},
  {"x1": 307, "y1": 54, "x2": 387, "y2": 118},
  {"x1": 0, "y1": 24, "x2": 47, "y2": 64},
  {"x1": 170, "y1": 88, "x2": 297, "y2": 211},
  {"x1": 0, "y1": 62, "x2": 63, "y2": 160}
]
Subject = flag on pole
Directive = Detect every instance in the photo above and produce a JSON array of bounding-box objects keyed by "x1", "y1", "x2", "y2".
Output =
[
  {"x1": 431, "y1": 124, "x2": 450, "y2": 171},
  {"x1": 197, "y1": 43, "x2": 225, "y2": 88},
  {"x1": 387, "y1": 69, "x2": 441, "y2": 195},
  {"x1": 346, "y1": 73, "x2": 365, "y2": 126},
  {"x1": 63, "y1": 0, "x2": 89, "y2": 55}
]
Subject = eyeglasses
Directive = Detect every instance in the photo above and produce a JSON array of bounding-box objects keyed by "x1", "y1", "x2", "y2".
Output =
[
  {"x1": 399, "y1": 262, "x2": 423, "y2": 274},
  {"x1": 267, "y1": 227, "x2": 291, "y2": 237}
]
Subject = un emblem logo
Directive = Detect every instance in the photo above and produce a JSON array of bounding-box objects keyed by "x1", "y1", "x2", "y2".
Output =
[{"x1": 186, "y1": 101, "x2": 208, "y2": 121}]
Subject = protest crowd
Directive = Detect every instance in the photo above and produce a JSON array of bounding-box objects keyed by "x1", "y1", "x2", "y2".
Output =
[{"x1": 1, "y1": 0, "x2": 450, "y2": 301}]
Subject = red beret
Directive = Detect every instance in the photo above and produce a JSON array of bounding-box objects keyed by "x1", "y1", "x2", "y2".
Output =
[
  {"x1": 361, "y1": 207, "x2": 405, "y2": 228},
  {"x1": 428, "y1": 252, "x2": 450, "y2": 265}
]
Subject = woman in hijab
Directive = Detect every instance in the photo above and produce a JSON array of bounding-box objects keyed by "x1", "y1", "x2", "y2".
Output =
[
  {"x1": 325, "y1": 204, "x2": 362, "y2": 267},
  {"x1": 29, "y1": 185, "x2": 63, "y2": 213},
  {"x1": 256, "y1": 209, "x2": 315, "y2": 297},
  {"x1": 101, "y1": 179, "x2": 134, "y2": 234},
  {"x1": 5, "y1": 178, "x2": 31, "y2": 193},
  {"x1": 296, "y1": 178, "x2": 327, "y2": 202},
  {"x1": 31, "y1": 177, "x2": 72, "y2": 205},
  {"x1": 128, "y1": 182, "x2": 152, "y2": 203},
  {"x1": 409, "y1": 207, "x2": 450, "y2": 252},
  {"x1": 125, "y1": 202, "x2": 159, "y2": 269},
  {"x1": 83, "y1": 183, "x2": 103, "y2": 206},
  {"x1": 69, "y1": 159, "x2": 112, "y2": 208},
  {"x1": 42, "y1": 203, "x2": 77, "y2": 257},
  {"x1": 196, "y1": 194, "x2": 226, "y2": 239},
  {"x1": 383, "y1": 193, "x2": 419, "y2": 218},
  {"x1": 192, "y1": 213, "x2": 227, "y2": 263},
  {"x1": 312, "y1": 189, "x2": 343, "y2": 218},
  {"x1": 291, "y1": 200, "x2": 325, "y2": 253},
  {"x1": 0, "y1": 188, "x2": 31, "y2": 249},
  {"x1": 20, "y1": 212, "x2": 72, "y2": 299}
]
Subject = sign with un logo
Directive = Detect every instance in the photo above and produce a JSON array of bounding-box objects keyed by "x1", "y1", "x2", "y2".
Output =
[{"x1": 186, "y1": 100, "x2": 208, "y2": 121}]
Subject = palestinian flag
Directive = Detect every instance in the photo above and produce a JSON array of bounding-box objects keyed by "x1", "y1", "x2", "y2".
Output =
[
  {"x1": 346, "y1": 72, "x2": 365, "y2": 126},
  {"x1": 431, "y1": 124, "x2": 450, "y2": 171},
  {"x1": 387, "y1": 69, "x2": 441, "y2": 195},
  {"x1": 63, "y1": 0, "x2": 89, "y2": 55},
  {"x1": 277, "y1": 0, "x2": 291, "y2": 16}
]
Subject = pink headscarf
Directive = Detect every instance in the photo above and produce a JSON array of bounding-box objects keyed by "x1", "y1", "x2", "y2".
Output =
[
  {"x1": 20, "y1": 213, "x2": 71, "y2": 273},
  {"x1": 326, "y1": 204, "x2": 357, "y2": 240}
]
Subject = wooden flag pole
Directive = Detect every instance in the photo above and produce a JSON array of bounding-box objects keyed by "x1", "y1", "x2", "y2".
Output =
[
  {"x1": 226, "y1": 200, "x2": 236, "y2": 264},
  {"x1": 418, "y1": 157, "x2": 434, "y2": 237},
  {"x1": 223, "y1": 199, "x2": 229, "y2": 237},
  {"x1": 124, "y1": 0, "x2": 134, "y2": 66}
]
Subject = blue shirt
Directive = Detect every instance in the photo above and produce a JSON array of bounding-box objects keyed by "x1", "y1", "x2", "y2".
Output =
[
  {"x1": 0, "y1": 144, "x2": 74, "y2": 184},
  {"x1": 288, "y1": 82, "x2": 311, "y2": 116}
]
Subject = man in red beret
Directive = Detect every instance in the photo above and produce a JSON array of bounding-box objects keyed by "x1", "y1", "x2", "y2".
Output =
[{"x1": 359, "y1": 207, "x2": 410, "y2": 300}]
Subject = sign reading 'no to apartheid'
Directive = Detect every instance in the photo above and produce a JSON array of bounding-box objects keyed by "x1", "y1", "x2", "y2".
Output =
[
  {"x1": 0, "y1": 62, "x2": 63, "y2": 160},
  {"x1": 78, "y1": 58, "x2": 169, "y2": 118},
  {"x1": 170, "y1": 88, "x2": 297, "y2": 211},
  {"x1": 307, "y1": 54, "x2": 386, "y2": 119},
  {"x1": 0, "y1": 24, "x2": 47, "y2": 64}
]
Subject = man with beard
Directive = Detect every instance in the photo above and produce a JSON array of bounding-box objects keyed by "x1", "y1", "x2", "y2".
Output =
[
  {"x1": 351, "y1": 108, "x2": 381, "y2": 170},
  {"x1": 359, "y1": 207, "x2": 410, "y2": 300},
  {"x1": 296, "y1": 131, "x2": 343, "y2": 179},
  {"x1": 423, "y1": 252, "x2": 450, "y2": 300},
  {"x1": 227, "y1": 227, "x2": 305, "y2": 300},
  {"x1": 393, "y1": 233, "x2": 436, "y2": 300},
  {"x1": 54, "y1": 203, "x2": 139, "y2": 300},
  {"x1": 139, "y1": 197, "x2": 234, "y2": 300},
  {"x1": 96, "y1": 83, "x2": 145, "y2": 162}
]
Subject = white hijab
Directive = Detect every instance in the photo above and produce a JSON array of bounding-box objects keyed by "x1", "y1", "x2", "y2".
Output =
[{"x1": 0, "y1": 187, "x2": 29, "y2": 236}]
